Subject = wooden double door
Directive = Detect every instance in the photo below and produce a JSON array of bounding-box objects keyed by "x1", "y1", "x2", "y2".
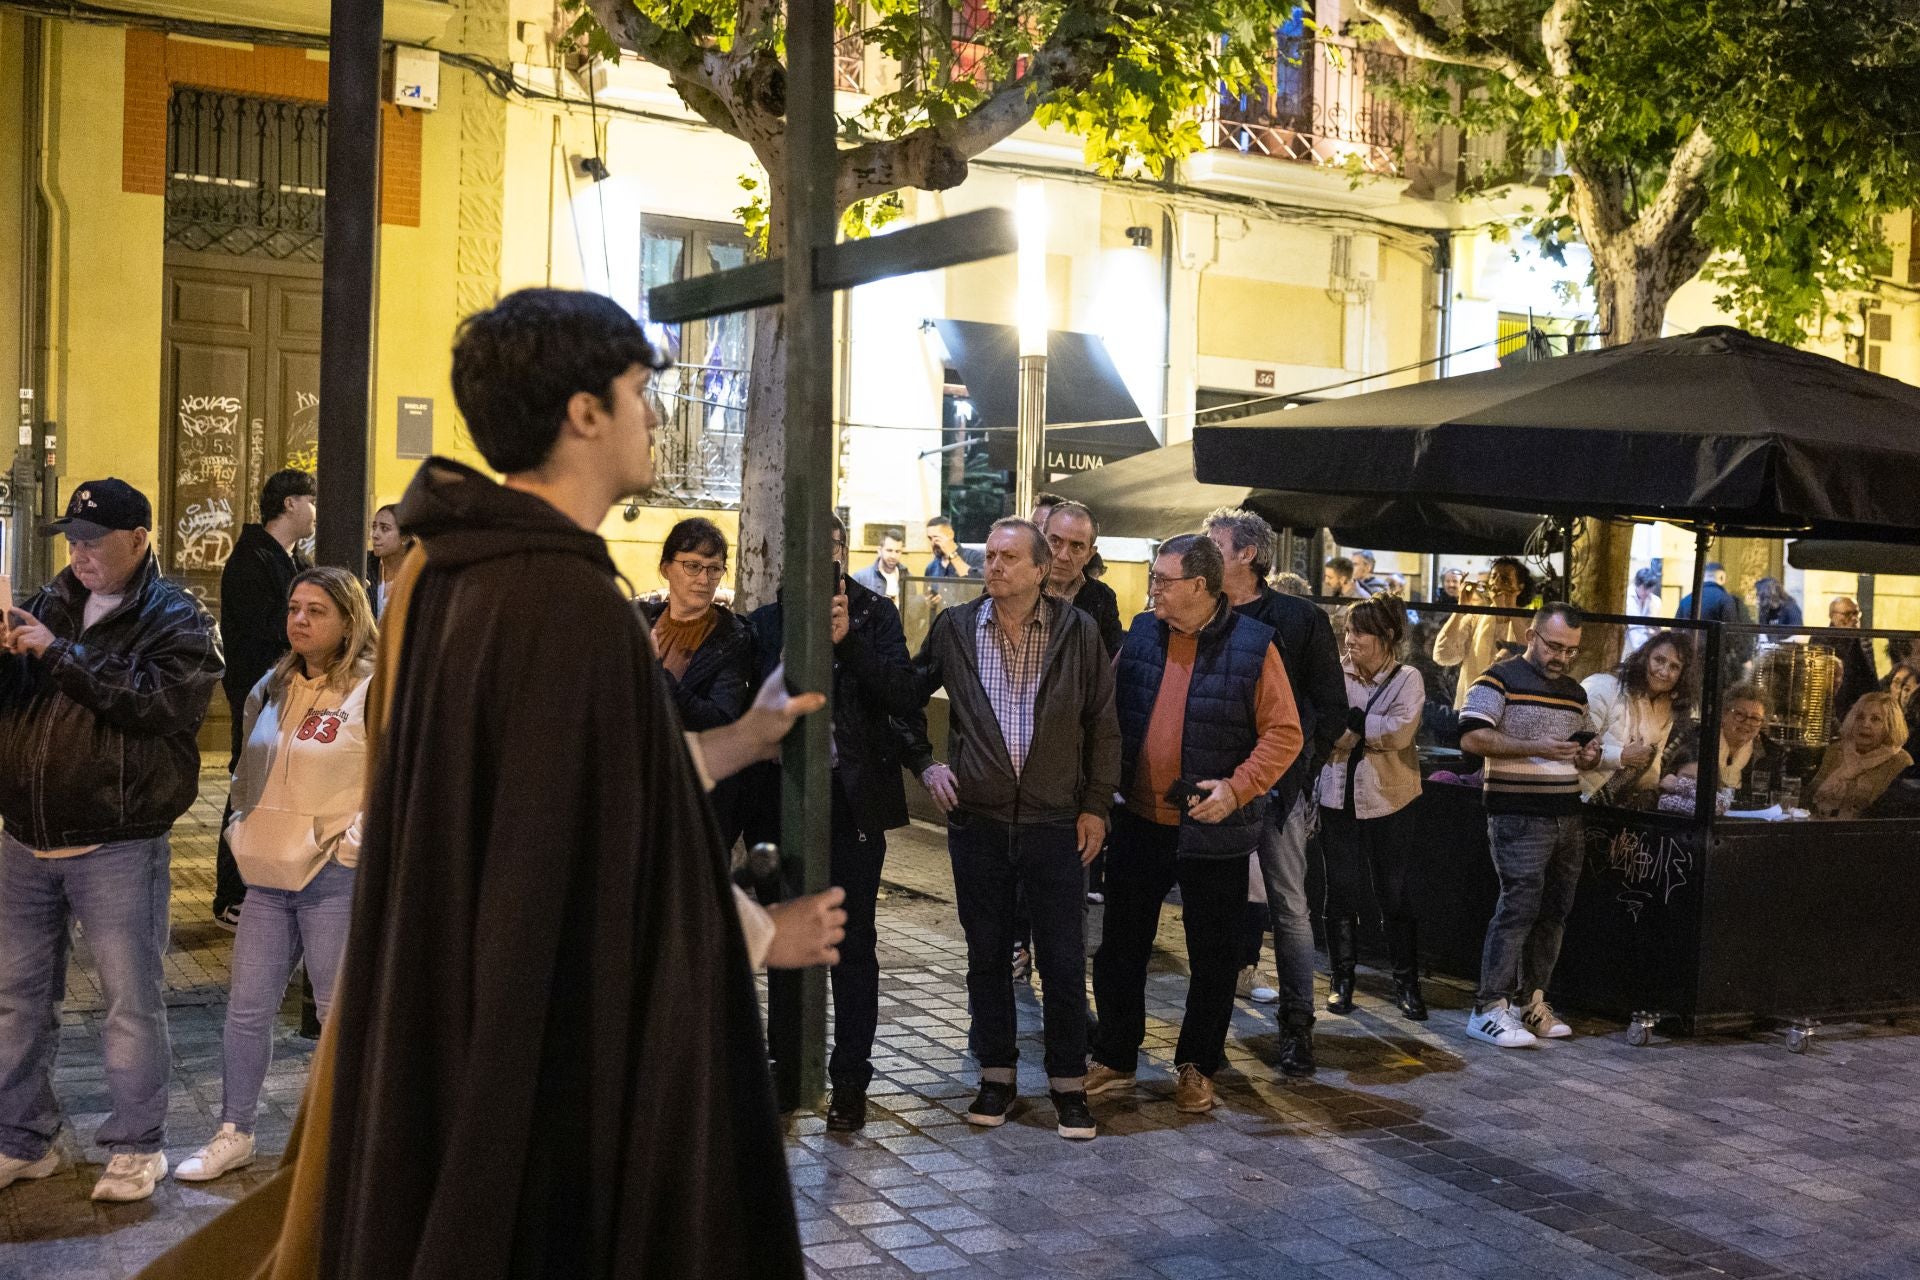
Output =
[{"x1": 158, "y1": 251, "x2": 322, "y2": 750}]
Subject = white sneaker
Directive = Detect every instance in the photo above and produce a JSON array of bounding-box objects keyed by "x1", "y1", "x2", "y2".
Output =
[
  {"x1": 1521, "y1": 990, "x2": 1573, "y2": 1039},
  {"x1": 1466, "y1": 1001, "x2": 1538, "y2": 1049},
  {"x1": 174, "y1": 1124, "x2": 256, "y2": 1182},
  {"x1": 0, "y1": 1148, "x2": 60, "y2": 1191},
  {"x1": 91, "y1": 1151, "x2": 167, "y2": 1202},
  {"x1": 1249, "y1": 972, "x2": 1280, "y2": 1004}
]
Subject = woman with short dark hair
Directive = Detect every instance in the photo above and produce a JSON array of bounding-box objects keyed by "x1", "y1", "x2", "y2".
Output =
[
  {"x1": 638, "y1": 518, "x2": 756, "y2": 838},
  {"x1": 1320, "y1": 596, "x2": 1428, "y2": 1020}
]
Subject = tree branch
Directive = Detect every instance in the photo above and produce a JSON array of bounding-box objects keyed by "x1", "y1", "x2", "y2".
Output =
[
  {"x1": 1634, "y1": 124, "x2": 1718, "y2": 251},
  {"x1": 585, "y1": 0, "x2": 744, "y2": 137},
  {"x1": 736, "y1": 0, "x2": 780, "y2": 50},
  {"x1": 1540, "y1": 0, "x2": 1581, "y2": 81},
  {"x1": 833, "y1": 44, "x2": 1092, "y2": 210},
  {"x1": 1351, "y1": 0, "x2": 1547, "y2": 98}
]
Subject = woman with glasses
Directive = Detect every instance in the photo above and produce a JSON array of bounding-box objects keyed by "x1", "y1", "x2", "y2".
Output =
[
  {"x1": 1319, "y1": 597, "x2": 1428, "y2": 1021},
  {"x1": 639, "y1": 519, "x2": 756, "y2": 833},
  {"x1": 1580, "y1": 630, "x2": 1694, "y2": 807},
  {"x1": 1661, "y1": 683, "x2": 1771, "y2": 806}
]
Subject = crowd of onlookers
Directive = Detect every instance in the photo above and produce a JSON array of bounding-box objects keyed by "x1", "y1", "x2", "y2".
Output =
[{"x1": 1, "y1": 379, "x2": 1914, "y2": 1216}]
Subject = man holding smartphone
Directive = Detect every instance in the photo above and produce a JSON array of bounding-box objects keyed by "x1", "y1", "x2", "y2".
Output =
[
  {"x1": 1087, "y1": 534, "x2": 1301, "y2": 1115},
  {"x1": 1458, "y1": 603, "x2": 1603, "y2": 1048}
]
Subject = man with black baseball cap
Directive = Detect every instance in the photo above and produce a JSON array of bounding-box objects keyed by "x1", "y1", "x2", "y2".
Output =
[{"x1": 0, "y1": 478, "x2": 223, "y2": 1203}]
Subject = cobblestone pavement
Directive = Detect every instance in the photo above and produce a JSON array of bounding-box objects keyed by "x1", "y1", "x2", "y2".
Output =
[{"x1": 6, "y1": 773, "x2": 1920, "y2": 1278}]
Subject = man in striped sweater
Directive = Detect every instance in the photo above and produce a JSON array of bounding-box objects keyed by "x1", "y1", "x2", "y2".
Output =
[{"x1": 1458, "y1": 603, "x2": 1602, "y2": 1048}]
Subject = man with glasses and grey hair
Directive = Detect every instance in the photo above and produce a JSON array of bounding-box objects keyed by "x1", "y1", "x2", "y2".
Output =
[
  {"x1": 1087, "y1": 534, "x2": 1301, "y2": 1115},
  {"x1": 1203, "y1": 507, "x2": 1346, "y2": 1077},
  {"x1": 907, "y1": 517, "x2": 1118, "y2": 1140}
]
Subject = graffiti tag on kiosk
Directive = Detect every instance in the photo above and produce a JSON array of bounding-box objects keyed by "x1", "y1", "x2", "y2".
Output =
[
  {"x1": 178, "y1": 394, "x2": 241, "y2": 440},
  {"x1": 1600, "y1": 826, "x2": 1693, "y2": 922},
  {"x1": 175, "y1": 497, "x2": 235, "y2": 570}
]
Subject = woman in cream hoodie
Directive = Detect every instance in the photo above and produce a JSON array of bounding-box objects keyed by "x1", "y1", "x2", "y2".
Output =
[{"x1": 176, "y1": 567, "x2": 376, "y2": 1183}]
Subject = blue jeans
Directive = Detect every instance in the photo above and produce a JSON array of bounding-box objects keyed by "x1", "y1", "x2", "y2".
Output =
[
  {"x1": 1476, "y1": 813, "x2": 1585, "y2": 1007},
  {"x1": 1256, "y1": 793, "x2": 1319, "y2": 1023},
  {"x1": 222, "y1": 860, "x2": 355, "y2": 1131},
  {"x1": 0, "y1": 833, "x2": 172, "y2": 1158},
  {"x1": 947, "y1": 813, "x2": 1087, "y2": 1082}
]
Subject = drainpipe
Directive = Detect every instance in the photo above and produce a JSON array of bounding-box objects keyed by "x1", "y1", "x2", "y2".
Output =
[
  {"x1": 1432, "y1": 228, "x2": 1454, "y2": 378},
  {"x1": 16, "y1": 17, "x2": 51, "y2": 592}
]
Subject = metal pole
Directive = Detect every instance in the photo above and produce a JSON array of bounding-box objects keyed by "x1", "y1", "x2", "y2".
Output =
[
  {"x1": 774, "y1": 0, "x2": 836, "y2": 1114},
  {"x1": 1015, "y1": 353, "x2": 1046, "y2": 515},
  {"x1": 315, "y1": 0, "x2": 380, "y2": 570},
  {"x1": 1688, "y1": 527, "x2": 1709, "y2": 620}
]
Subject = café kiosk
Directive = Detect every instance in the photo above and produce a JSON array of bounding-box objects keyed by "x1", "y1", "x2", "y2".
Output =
[{"x1": 1403, "y1": 602, "x2": 1920, "y2": 1052}]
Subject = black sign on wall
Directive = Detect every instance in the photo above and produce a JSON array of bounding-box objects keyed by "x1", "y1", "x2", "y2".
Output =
[{"x1": 397, "y1": 396, "x2": 433, "y2": 459}]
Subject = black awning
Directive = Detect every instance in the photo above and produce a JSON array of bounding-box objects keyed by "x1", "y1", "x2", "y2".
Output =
[
  {"x1": 1788, "y1": 540, "x2": 1920, "y2": 575},
  {"x1": 932, "y1": 319, "x2": 1160, "y2": 474}
]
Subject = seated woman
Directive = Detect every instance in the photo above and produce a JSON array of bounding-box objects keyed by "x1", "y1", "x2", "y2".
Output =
[
  {"x1": 1656, "y1": 682, "x2": 1771, "y2": 805},
  {"x1": 1581, "y1": 630, "x2": 1693, "y2": 807},
  {"x1": 1810, "y1": 691, "x2": 1913, "y2": 819}
]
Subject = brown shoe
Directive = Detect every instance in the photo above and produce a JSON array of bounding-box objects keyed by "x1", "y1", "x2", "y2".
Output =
[
  {"x1": 1084, "y1": 1063, "x2": 1136, "y2": 1096},
  {"x1": 1174, "y1": 1063, "x2": 1215, "y2": 1113}
]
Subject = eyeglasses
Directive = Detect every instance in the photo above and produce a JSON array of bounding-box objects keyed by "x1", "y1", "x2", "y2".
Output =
[
  {"x1": 1726, "y1": 709, "x2": 1765, "y2": 725},
  {"x1": 1147, "y1": 573, "x2": 1199, "y2": 591},
  {"x1": 1536, "y1": 638, "x2": 1581, "y2": 659},
  {"x1": 671, "y1": 559, "x2": 728, "y2": 581}
]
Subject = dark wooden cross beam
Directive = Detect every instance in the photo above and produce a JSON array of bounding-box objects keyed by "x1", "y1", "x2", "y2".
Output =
[
  {"x1": 648, "y1": 6, "x2": 1015, "y2": 1114},
  {"x1": 648, "y1": 207, "x2": 1017, "y2": 324}
]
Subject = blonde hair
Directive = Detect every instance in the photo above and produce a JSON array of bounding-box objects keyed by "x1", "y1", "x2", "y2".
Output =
[
  {"x1": 269, "y1": 566, "x2": 378, "y2": 699},
  {"x1": 1842, "y1": 691, "x2": 1910, "y2": 751}
]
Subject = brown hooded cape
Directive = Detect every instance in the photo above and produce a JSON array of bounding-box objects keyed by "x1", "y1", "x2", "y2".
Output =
[{"x1": 138, "y1": 457, "x2": 802, "y2": 1278}]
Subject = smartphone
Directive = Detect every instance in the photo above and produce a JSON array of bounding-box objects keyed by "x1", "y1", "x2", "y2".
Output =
[
  {"x1": 1164, "y1": 778, "x2": 1206, "y2": 808},
  {"x1": 1568, "y1": 730, "x2": 1598, "y2": 746}
]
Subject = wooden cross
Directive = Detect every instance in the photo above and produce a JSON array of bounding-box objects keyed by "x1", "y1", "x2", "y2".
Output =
[{"x1": 648, "y1": 6, "x2": 1015, "y2": 1113}]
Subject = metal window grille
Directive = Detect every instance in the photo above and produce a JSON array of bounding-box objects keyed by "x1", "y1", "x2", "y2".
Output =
[
  {"x1": 642, "y1": 217, "x2": 753, "y2": 507},
  {"x1": 165, "y1": 88, "x2": 327, "y2": 261}
]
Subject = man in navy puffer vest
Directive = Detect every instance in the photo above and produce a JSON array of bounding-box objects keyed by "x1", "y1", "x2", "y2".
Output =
[{"x1": 1086, "y1": 534, "x2": 1302, "y2": 1115}]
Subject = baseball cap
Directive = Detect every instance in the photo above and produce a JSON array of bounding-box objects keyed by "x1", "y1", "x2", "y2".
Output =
[{"x1": 42, "y1": 479, "x2": 153, "y2": 540}]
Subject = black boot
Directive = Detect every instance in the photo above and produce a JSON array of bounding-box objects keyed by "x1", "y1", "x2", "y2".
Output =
[
  {"x1": 1388, "y1": 918, "x2": 1428, "y2": 1022},
  {"x1": 826, "y1": 1083, "x2": 869, "y2": 1132},
  {"x1": 1277, "y1": 1012, "x2": 1317, "y2": 1078},
  {"x1": 1325, "y1": 916, "x2": 1358, "y2": 1015}
]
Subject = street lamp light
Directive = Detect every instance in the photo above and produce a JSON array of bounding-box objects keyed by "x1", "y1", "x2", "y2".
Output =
[{"x1": 1015, "y1": 177, "x2": 1048, "y2": 515}]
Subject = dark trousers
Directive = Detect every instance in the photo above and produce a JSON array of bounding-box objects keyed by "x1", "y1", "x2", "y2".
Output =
[
  {"x1": 1320, "y1": 804, "x2": 1418, "y2": 924},
  {"x1": 213, "y1": 797, "x2": 247, "y2": 916},
  {"x1": 829, "y1": 794, "x2": 887, "y2": 1090},
  {"x1": 1092, "y1": 810, "x2": 1249, "y2": 1078},
  {"x1": 947, "y1": 813, "x2": 1087, "y2": 1081}
]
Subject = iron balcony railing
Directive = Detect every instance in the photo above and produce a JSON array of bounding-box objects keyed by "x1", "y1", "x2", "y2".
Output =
[
  {"x1": 1205, "y1": 36, "x2": 1413, "y2": 177},
  {"x1": 650, "y1": 363, "x2": 747, "y2": 506}
]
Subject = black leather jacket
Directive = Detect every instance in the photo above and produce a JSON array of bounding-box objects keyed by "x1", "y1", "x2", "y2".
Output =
[
  {"x1": 0, "y1": 553, "x2": 224, "y2": 849},
  {"x1": 747, "y1": 576, "x2": 928, "y2": 837}
]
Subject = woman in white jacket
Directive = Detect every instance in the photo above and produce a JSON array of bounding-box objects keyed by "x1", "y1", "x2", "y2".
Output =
[
  {"x1": 176, "y1": 567, "x2": 376, "y2": 1182},
  {"x1": 1580, "y1": 630, "x2": 1693, "y2": 806},
  {"x1": 1320, "y1": 597, "x2": 1429, "y2": 1021}
]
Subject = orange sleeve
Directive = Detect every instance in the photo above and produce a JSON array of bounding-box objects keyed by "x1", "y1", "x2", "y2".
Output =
[{"x1": 1227, "y1": 646, "x2": 1304, "y2": 806}]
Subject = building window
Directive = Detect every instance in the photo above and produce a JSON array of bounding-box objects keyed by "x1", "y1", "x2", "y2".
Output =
[
  {"x1": 641, "y1": 216, "x2": 753, "y2": 506},
  {"x1": 165, "y1": 88, "x2": 327, "y2": 262}
]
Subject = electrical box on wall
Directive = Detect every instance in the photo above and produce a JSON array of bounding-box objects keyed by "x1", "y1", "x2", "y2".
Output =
[{"x1": 389, "y1": 47, "x2": 440, "y2": 110}]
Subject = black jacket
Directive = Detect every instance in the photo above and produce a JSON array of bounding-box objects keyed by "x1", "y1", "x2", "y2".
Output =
[
  {"x1": 746, "y1": 576, "x2": 928, "y2": 837},
  {"x1": 1232, "y1": 584, "x2": 1347, "y2": 810},
  {"x1": 1833, "y1": 637, "x2": 1880, "y2": 724},
  {"x1": 319, "y1": 457, "x2": 801, "y2": 1277},
  {"x1": 220, "y1": 523, "x2": 301, "y2": 762},
  {"x1": 908, "y1": 593, "x2": 1120, "y2": 826},
  {"x1": 635, "y1": 599, "x2": 755, "y2": 732},
  {"x1": 1068, "y1": 577, "x2": 1125, "y2": 658},
  {"x1": 0, "y1": 552, "x2": 223, "y2": 849}
]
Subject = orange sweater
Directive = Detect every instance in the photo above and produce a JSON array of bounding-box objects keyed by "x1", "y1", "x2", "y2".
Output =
[{"x1": 1127, "y1": 635, "x2": 1303, "y2": 825}]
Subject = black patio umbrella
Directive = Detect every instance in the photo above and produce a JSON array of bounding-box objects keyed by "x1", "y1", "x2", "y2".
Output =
[
  {"x1": 1052, "y1": 440, "x2": 1545, "y2": 554},
  {"x1": 1192, "y1": 326, "x2": 1920, "y2": 613}
]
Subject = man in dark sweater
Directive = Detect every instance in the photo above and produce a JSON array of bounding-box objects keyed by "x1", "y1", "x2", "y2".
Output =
[
  {"x1": 212, "y1": 468, "x2": 314, "y2": 925},
  {"x1": 1206, "y1": 507, "x2": 1347, "y2": 1077},
  {"x1": 1042, "y1": 501, "x2": 1124, "y2": 658}
]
